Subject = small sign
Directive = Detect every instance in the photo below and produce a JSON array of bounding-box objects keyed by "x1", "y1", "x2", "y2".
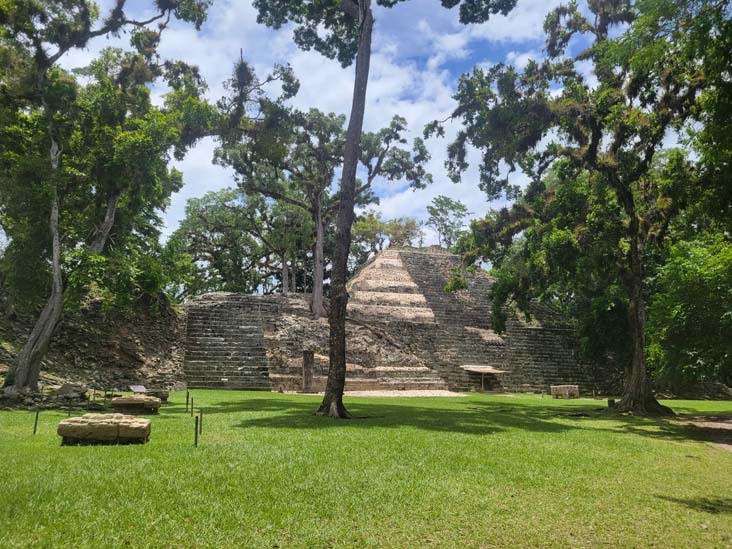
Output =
[
  {"x1": 221, "y1": 378, "x2": 228, "y2": 382},
  {"x1": 129, "y1": 385, "x2": 147, "y2": 393}
]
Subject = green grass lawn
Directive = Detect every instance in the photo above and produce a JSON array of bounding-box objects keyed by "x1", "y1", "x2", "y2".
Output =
[{"x1": 1, "y1": 391, "x2": 731, "y2": 548}]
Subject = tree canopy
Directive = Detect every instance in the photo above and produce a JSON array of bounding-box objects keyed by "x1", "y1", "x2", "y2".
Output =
[{"x1": 440, "y1": 0, "x2": 732, "y2": 414}]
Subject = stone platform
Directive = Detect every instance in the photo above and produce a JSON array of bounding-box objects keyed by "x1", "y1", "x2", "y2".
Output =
[{"x1": 58, "y1": 413, "x2": 151, "y2": 445}]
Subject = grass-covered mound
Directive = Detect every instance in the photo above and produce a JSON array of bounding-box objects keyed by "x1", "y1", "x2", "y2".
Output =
[{"x1": 1, "y1": 391, "x2": 731, "y2": 547}]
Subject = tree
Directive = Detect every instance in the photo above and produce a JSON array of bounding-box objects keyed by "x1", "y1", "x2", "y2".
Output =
[
  {"x1": 0, "y1": 1, "x2": 210, "y2": 392},
  {"x1": 241, "y1": 194, "x2": 315, "y2": 296},
  {"x1": 436, "y1": 0, "x2": 730, "y2": 414},
  {"x1": 218, "y1": 107, "x2": 430, "y2": 318},
  {"x1": 170, "y1": 187, "x2": 314, "y2": 296},
  {"x1": 169, "y1": 189, "x2": 266, "y2": 295},
  {"x1": 350, "y1": 210, "x2": 423, "y2": 270},
  {"x1": 426, "y1": 195, "x2": 471, "y2": 249},
  {"x1": 253, "y1": 0, "x2": 518, "y2": 417}
]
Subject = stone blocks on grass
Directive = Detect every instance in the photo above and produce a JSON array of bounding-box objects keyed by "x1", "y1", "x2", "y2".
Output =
[
  {"x1": 551, "y1": 385, "x2": 580, "y2": 399},
  {"x1": 111, "y1": 395, "x2": 161, "y2": 415},
  {"x1": 57, "y1": 413, "x2": 151, "y2": 445}
]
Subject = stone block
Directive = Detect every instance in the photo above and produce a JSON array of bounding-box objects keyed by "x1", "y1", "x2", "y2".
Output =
[
  {"x1": 551, "y1": 385, "x2": 580, "y2": 399},
  {"x1": 57, "y1": 413, "x2": 151, "y2": 444},
  {"x1": 145, "y1": 389, "x2": 169, "y2": 403},
  {"x1": 111, "y1": 395, "x2": 161, "y2": 414}
]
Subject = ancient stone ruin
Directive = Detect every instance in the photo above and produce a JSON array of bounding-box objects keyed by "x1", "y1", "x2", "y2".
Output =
[
  {"x1": 183, "y1": 247, "x2": 592, "y2": 393},
  {"x1": 57, "y1": 413, "x2": 151, "y2": 445}
]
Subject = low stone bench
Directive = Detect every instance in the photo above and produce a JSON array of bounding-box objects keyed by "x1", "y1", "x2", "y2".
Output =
[
  {"x1": 111, "y1": 395, "x2": 161, "y2": 415},
  {"x1": 57, "y1": 413, "x2": 151, "y2": 445},
  {"x1": 551, "y1": 385, "x2": 580, "y2": 399}
]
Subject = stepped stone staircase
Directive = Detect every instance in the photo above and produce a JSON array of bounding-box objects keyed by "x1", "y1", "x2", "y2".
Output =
[
  {"x1": 348, "y1": 247, "x2": 592, "y2": 393},
  {"x1": 184, "y1": 294, "x2": 274, "y2": 390}
]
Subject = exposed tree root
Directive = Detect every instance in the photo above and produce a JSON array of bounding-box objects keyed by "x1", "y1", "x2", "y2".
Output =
[
  {"x1": 314, "y1": 398, "x2": 353, "y2": 419},
  {"x1": 610, "y1": 395, "x2": 675, "y2": 416}
]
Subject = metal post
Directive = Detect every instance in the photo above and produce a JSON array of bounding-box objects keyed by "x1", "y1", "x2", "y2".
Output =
[
  {"x1": 190, "y1": 397, "x2": 194, "y2": 417},
  {"x1": 194, "y1": 416, "x2": 199, "y2": 448},
  {"x1": 33, "y1": 410, "x2": 39, "y2": 435},
  {"x1": 198, "y1": 409, "x2": 203, "y2": 434},
  {"x1": 185, "y1": 390, "x2": 189, "y2": 413}
]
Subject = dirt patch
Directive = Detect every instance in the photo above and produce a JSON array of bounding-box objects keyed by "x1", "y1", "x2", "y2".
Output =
[{"x1": 675, "y1": 415, "x2": 732, "y2": 452}]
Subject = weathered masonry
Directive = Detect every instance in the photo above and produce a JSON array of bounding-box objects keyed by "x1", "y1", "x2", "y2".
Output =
[{"x1": 183, "y1": 247, "x2": 592, "y2": 393}]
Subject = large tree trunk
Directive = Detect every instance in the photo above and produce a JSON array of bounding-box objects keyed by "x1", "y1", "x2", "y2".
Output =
[
  {"x1": 290, "y1": 258, "x2": 296, "y2": 293},
  {"x1": 615, "y1": 231, "x2": 673, "y2": 416},
  {"x1": 311, "y1": 206, "x2": 327, "y2": 318},
  {"x1": 281, "y1": 252, "x2": 289, "y2": 296},
  {"x1": 317, "y1": 1, "x2": 373, "y2": 418}
]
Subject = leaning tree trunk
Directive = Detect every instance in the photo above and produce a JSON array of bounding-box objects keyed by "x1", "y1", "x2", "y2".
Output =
[
  {"x1": 3, "y1": 194, "x2": 64, "y2": 392},
  {"x1": 89, "y1": 193, "x2": 120, "y2": 254},
  {"x1": 615, "y1": 231, "x2": 673, "y2": 416},
  {"x1": 311, "y1": 207, "x2": 328, "y2": 319},
  {"x1": 3, "y1": 190, "x2": 121, "y2": 392},
  {"x1": 317, "y1": 1, "x2": 373, "y2": 418}
]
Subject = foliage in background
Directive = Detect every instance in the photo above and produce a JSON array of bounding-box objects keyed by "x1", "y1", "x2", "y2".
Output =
[
  {"x1": 648, "y1": 233, "x2": 732, "y2": 388},
  {"x1": 426, "y1": 195, "x2": 471, "y2": 250},
  {"x1": 169, "y1": 187, "x2": 313, "y2": 296},
  {"x1": 350, "y1": 210, "x2": 423, "y2": 271}
]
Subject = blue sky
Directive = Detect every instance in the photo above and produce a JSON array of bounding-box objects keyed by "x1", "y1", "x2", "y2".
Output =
[{"x1": 60, "y1": 0, "x2": 568, "y2": 243}]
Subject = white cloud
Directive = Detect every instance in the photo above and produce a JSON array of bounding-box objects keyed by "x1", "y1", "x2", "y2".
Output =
[{"x1": 506, "y1": 49, "x2": 543, "y2": 70}]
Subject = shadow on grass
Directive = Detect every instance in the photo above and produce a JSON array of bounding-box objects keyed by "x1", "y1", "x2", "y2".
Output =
[
  {"x1": 657, "y1": 496, "x2": 732, "y2": 515},
  {"x1": 161, "y1": 393, "x2": 732, "y2": 446},
  {"x1": 165, "y1": 395, "x2": 593, "y2": 436}
]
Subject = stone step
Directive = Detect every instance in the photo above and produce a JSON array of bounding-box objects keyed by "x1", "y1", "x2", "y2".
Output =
[
  {"x1": 185, "y1": 337, "x2": 263, "y2": 344},
  {"x1": 347, "y1": 303, "x2": 435, "y2": 322},
  {"x1": 186, "y1": 374, "x2": 269, "y2": 381},
  {"x1": 186, "y1": 335, "x2": 263, "y2": 342},
  {"x1": 185, "y1": 359, "x2": 266, "y2": 366},
  {"x1": 187, "y1": 323, "x2": 262, "y2": 328},
  {"x1": 187, "y1": 382, "x2": 272, "y2": 390},
  {"x1": 269, "y1": 374, "x2": 449, "y2": 392},
  {"x1": 352, "y1": 271, "x2": 414, "y2": 283},
  {"x1": 185, "y1": 342, "x2": 264, "y2": 349},
  {"x1": 185, "y1": 349, "x2": 265, "y2": 356},
  {"x1": 347, "y1": 279, "x2": 420, "y2": 294},
  {"x1": 186, "y1": 320, "x2": 264, "y2": 327},
  {"x1": 186, "y1": 334, "x2": 263, "y2": 341},
  {"x1": 349, "y1": 291, "x2": 428, "y2": 307}
]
